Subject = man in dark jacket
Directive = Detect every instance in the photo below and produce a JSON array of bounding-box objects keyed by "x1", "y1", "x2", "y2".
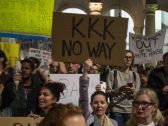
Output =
[
  {"x1": 148, "y1": 52, "x2": 168, "y2": 112},
  {"x1": 1, "y1": 58, "x2": 42, "y2": 116}
]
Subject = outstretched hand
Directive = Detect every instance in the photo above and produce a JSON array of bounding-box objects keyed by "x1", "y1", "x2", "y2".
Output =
[{"x1": 83, "y1": 59, "x2": 93, "y2": 73}]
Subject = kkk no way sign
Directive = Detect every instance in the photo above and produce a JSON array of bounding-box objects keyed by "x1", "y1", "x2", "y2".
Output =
[{"x1": 52, "y1": 12, "x2": 128, "y2": 66}]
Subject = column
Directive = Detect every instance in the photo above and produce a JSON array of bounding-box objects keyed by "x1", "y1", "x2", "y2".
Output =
[
  {"x1": 145, "y1": 4, "x2": 158, "y2": 35},
  {"x1": 134, "y1": 26, "x2": 144, "y2": 35}
]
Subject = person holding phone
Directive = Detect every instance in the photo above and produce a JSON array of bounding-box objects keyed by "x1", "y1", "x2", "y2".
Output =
[{"x1": 96, "y1": 50, "x2": 140, "y2": 126}]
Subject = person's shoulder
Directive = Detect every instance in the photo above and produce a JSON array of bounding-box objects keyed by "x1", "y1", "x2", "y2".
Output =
[
  {"x1": 152, "y1": 67, "x2": 164, "y2": 72},
  {"x1": 111, "y1": 118, "x2": 118, "y2": 126}
]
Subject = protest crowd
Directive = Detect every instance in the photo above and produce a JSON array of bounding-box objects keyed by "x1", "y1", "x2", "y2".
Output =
[
  {"x1": 0, "y1": 47, "x2": 168, "y2": 126},
  {"x1": 0, "y1": 0, "x2": 168, "y2": 126}
]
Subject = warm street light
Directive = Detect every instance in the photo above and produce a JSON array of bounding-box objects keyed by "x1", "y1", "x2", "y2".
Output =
[{"x1": 89, "y1": 0, "x2": 103, "y2": 15}]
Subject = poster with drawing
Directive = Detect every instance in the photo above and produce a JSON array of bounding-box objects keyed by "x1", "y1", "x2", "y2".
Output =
[
  {"x1": 50, "y1": 74, "x2": 100, "y2": 106},
  {"x1": 129, "y1": 29, "x2": 166, "y2": 64}
]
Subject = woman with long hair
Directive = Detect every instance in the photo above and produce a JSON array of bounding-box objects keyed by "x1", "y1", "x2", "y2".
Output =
[{"x1": 126, "y1": 88, "x2": 164, "y2": 126}]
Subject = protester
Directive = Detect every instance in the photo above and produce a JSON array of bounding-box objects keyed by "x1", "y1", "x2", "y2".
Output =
[
  {"x1": 0, "y1": 49, "x2": 15, "y2": 116},
  {"x1": 39, "y1": 103, "x2": 86, "y2": 126},
  {"x1": 0, "y1": 49, "x2": 8, "y2": 95},
  {"x1": 126, "y1": 88, "x2": 164, "y2": 126},
  {"x1": 49, "y1": 60, "x2": 67, "y2": 74},
  {"x1": 29, "y1": 82, "x2": 65, "y2": 117},
  {"x1": 89, "y1": 63, "x2": 100, "y2": 74},
  {"x1": 65, "y1": 62, "x2": 81, "y2": 74},
  {"x1": 1, "y1": 58, "x2": 42, "y2": 116},
  {"x1": 139, "y1": 69, "x2": 149, "y2": 88},
  {"x1": 148, "y1": 52, "x2": 168, "y2": 113},
  {"x1": 79, "y1": 59, "x2": 118, "y2": 126},
  {"x1": 96, "y1": 50, "x2": 140, "y2": 126},
  {"x1": 29, "y1": 57, "x2": 44, "y2": 86}
]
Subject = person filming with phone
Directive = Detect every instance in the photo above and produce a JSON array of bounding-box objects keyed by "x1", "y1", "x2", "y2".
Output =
[{"x1": 96, "y1": 50, "x2": 141, "y2": 126}]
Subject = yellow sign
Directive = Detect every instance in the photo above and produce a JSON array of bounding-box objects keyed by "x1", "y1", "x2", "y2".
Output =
[
  {"x1": 0, "y1": 42, "x2": 20, "y2": 66},
  {"x1": 0, "y1": 117, "x2": 43, "y2": 126},
  {"x1": 0, "y1": 0, "x2": 54, "y2": 36}
]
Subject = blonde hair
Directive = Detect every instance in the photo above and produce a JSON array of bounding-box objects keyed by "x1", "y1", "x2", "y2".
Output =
[{"x1": 126, "y1": 88, "x2": 164, "y2": 126}]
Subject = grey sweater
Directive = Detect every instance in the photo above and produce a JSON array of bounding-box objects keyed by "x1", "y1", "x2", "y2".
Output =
[{"x1": 106, "y1": 69, "x2": 140, "y2": 113}]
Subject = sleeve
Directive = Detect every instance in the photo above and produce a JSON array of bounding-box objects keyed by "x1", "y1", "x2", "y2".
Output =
[
  {"x1": 106, "y1": 70, "x2": 126, "y2": 105},
  {"x1": 79, "y1": 77, "x2": 91, "y2": 120},
  {"x1": 134, "y1": 72, "x2": 141, "y2": 93},
  {"x1": 106, "y1": 70, "x2": 119, "y2": 95}
]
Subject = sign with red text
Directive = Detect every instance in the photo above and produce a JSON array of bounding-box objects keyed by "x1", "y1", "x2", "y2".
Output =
[{"x1": 52, "y1": 12, "x2": 128, "y2": 66}]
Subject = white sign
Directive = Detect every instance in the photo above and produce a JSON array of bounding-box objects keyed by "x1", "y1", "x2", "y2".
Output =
[
  {"x1": 50, "y1": 74, "x2": 100, "y2": 106},
  {"x1": 28, "y1": 48, "x2": 51, "y2": 66},
  {"x1": 129, "y1": 29, "x2": 166, "y2": 64}
]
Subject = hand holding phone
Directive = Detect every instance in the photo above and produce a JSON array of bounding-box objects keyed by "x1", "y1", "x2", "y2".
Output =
[{"x1": 127, "y1": 83, "x2": 133, "y2": 88}]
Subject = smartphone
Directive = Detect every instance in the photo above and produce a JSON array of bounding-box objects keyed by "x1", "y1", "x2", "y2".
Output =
[{"x1": 127, "y1": 83, "x2": 133, "y2": 88}]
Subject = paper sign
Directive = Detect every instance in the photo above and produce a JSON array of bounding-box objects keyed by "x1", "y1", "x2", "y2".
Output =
[
  {"x1": 50, "y1": 74, "x2": 100, "y2": 106},
  {"x1": 52, "y1": 12, "x2": 128, "y2": 66},
  {"x1": 28, "y1": 48, "x2": 51, "y2": 66},
  {"x1": 0, "y1": 42, "x2": 20, "y2": 66},
  {"x1": 129, "y1": 29, "x2": 166, "y2": 64}
]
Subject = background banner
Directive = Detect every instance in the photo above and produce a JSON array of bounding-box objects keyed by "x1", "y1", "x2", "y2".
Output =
[
  {"x1": 0, "y1": 42, "x2": 20, "y2": 66},
  {"x1": 129, "y1": 29, "x2": 166, "y2": 64},
  {"x1": 0, "y1": 0, "x2": 54, "y2": 36}
]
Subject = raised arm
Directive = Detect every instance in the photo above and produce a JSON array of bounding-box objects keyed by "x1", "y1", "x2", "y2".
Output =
[{"x1": 79, "y1": 59, "x2": 93, "y2": 120}]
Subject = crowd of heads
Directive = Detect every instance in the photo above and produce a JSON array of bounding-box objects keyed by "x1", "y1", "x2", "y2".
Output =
[{"x1": 1, "y1": 48, "x2": 168, "y2": 125}]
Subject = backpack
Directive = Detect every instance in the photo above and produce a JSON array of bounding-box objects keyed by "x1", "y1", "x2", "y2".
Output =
[{"x1": 112, "y1": 69, "x2": 136, "y2": 89}]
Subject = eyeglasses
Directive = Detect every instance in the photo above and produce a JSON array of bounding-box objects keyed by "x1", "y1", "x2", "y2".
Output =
[
  {"x1": 132, "y1": 101, "x2": 154, "y2": 108},
  {"x1": 125, "y1": 56, "x2": 133, "y2": 59}
]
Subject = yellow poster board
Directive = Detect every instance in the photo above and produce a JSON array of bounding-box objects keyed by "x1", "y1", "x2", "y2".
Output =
[
  {"x1": 0, "y1": 42, "x2": 20, "y2": 66},
  {"x1": 0, "y1": 117, "x2": 43, "y2": 126},
  {"x1": 0, "y1": 0, "x2": 54, "y2": 36},
  {"x1": 52, "y1": 12, "x2": 128, "y2": 66}
]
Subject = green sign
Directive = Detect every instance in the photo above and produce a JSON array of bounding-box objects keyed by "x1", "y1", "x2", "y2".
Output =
[{"x1": 0, "y1": 0, "x2": 54, "y2": 36}]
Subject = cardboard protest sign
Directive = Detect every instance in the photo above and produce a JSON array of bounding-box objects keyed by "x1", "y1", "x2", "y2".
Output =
[
  {"x1": 50, "y1": 74, "x2": 100, "y2": 106},
  {"x1": 0, "y1": 0, "x2": 54, "y2": 35},
  {"x1": 52, "y1": 12, "x2": 128, "y2": 66},
  {"x1": 0, "y1": 117, "x2": 43, "y2": 126},
  {"x1": 0, "y1": 42, "x2": 20, "y2": 66},
  {"x1": 129, "y1": 29, "x2": 166, "y2": 64}
]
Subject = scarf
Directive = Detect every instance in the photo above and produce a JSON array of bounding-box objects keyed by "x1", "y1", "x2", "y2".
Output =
[{"x1": 93, "y1": 115, "x2": 113, "y2": 126}]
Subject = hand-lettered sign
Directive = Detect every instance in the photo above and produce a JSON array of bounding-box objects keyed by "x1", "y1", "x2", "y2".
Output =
[
  {"x1": 0, "y1": 0, "x2": 54, "y2": 36},
  {"x1": 52, "y1": 12, "x2": 128, "y2": 66},
  {"x1": 129, "y1": 29, "x2": 166, "y2": 64},
  {"x1": 50, "y1": 74, "x2": 100, "y2": 106}
]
